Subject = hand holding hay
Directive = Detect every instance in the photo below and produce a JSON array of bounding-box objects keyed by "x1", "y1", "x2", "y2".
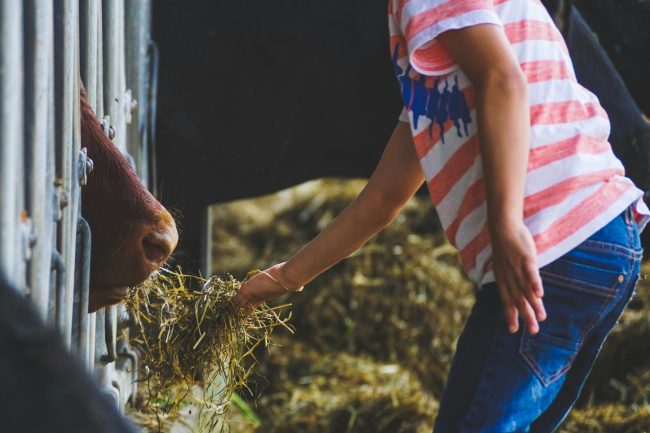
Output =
[
  {"x1": 233, "y1": 263, "x2": 303, "y2": 310},
  {"x1": 124, "y1": 267, "x2": 292, "y2": 430}
]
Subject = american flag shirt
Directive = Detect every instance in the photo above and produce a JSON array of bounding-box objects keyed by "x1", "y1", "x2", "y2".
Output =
[{"x1": 388, "y1": 0, "x2": 649, "y2": 285}]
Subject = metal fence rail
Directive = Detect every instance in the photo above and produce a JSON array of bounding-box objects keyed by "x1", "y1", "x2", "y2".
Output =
[{"x1": 0, "y1": 0, "x2": 156, "y2": 418}]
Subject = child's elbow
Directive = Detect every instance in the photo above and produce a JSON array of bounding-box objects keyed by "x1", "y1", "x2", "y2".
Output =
[
  {"x1": 368, "y1": 192, "x2": 409, "y2": 226},
  {"x1": 478, "y1": 66, "x2": 528, "y2": 97}
]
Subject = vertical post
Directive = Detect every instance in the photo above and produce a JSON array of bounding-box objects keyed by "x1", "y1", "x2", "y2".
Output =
[
  {"x1": 80, "y1": 0, "x2": 99, "y2": 109},
  {"x1": 202, "y1": 206, "x2": 214, "y2": 277},
  {"x1": 54, "y1": 0, "x2": 81, "y2": 347},
  {"x1": 125, "y1": 0, "x2": 152, "y2": 181},
  {"x1": 103, "y1": 0, "x2": 126, "y2": 152},
  {"x1": 24, "y1": 0, "x2": 56, "y2": 320},
  {"x1": 79, "y1": 0, "x2": 100, "y2": 370},
  {"x1": 74, "y1": 218, "x2": 92, "y2": 364},
  {"x1": 0, "y1": 1, "x2": 25, "y2": 289}
]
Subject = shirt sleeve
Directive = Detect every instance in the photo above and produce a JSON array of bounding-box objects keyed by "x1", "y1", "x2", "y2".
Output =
[{"x1": 398, "y1": 0, "x2": 502, "y2": 76}]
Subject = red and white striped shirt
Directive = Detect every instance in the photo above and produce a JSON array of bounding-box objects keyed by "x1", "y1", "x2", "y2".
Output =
[{"x1": 389, "y1": 0, "x2": 649, "y2": 286}]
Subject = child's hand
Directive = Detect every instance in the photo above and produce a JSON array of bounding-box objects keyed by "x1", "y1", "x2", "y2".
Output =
[
  {"x1": 233, "y1": 263, "x2": 303, "y2": 310},
  {"x1": 490, "y1": 220, "x2": 546, "y2": 335}
]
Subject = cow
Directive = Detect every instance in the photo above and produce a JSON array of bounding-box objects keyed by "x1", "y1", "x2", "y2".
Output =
[
  {"x1": 0, "y1": 275, "x2": 138, "y2": 433},
  {"x1": 152, "y1": 0, "x2": 650, "y2": 271},
  {"x1": 80, "y1": 89, "x2": 178, "y2": 311}
]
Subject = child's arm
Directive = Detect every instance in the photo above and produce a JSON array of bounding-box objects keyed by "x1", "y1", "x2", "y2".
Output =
[
  {"x1": 438, "y1": 24, "x2": 546, "y2": 334},
  {"x1": 233, "y1": 122, "x2": 424, "y2": 308}
]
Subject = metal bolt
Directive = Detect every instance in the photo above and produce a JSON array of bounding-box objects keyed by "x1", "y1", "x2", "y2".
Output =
[
  {"x1": 19, "y1": 212, "x2": 34, "y2": 261},
  {"x1": 53, "y1": 178, "x2": 69, "y2": 221},
  {"x1": 60, "y1": 191, "x2": 69, "y2": 209},
  {"x1": 101, "y1": 116, "x2": 115, "y2": 140},
  {"x1": 124, "y1": 89, "x2": 138, "y2": 124},
  {"x1": 78, "y1": 148, "x2": 95, "y2": 186}
]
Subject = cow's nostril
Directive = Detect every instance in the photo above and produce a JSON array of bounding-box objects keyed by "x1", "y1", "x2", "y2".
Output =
[{"x1": 142, "y1": 232, "x2": 173, "y2": 265}]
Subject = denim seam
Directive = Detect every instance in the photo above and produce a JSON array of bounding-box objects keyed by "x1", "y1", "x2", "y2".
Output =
[
  {"x1": 580, "y1": 253, "x2": 641, "y2": 343},
  {"x1": 577, "y1": 289, "x2": 615, "y2": 349},
  {"x1": 575, "y1": 243, "x2": 642, "y2": 261},
  {"x1": 539, "y1": 271, "x2": 620, "y2": 298},
  {"x1": 518, "y1": 336, "x2": 577, "y2": 387}
]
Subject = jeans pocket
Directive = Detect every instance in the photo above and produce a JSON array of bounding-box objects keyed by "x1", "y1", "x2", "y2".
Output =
[
  {"x1": 540, "y1": 250, "x2": 626, "y2": 298},
  {"x1": 519, "y1": 331, "x2": 580, "y2": 387}
]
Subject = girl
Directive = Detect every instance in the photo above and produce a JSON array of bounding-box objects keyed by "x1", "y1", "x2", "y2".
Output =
[{"x1": 235, "y1": 1, "x2": 648, "y2": 431}]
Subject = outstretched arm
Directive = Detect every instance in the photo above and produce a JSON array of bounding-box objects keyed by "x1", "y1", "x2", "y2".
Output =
[
  {"x1": 437, "y1": 24, "x2": 546, "y2": 334},
  {"x1": 233, "y1": 122, "x2": 425, "y2": 308}
]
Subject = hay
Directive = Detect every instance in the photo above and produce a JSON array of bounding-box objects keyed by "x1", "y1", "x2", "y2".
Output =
[
  {"x1": 252, "y1": 338, "x2": 438, "y2": 433},
  {"x1": 288, "y1": 228, "x2": 472, "y2": 396},
  {"x1": 560, "y1": 404, "x2": 650, "y2": 433},
  {"x1": 124, "y1": 268, "x2": 291, "y2": 431}
]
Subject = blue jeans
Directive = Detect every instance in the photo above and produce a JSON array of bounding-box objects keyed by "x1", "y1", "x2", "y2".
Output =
[{"x1": 433, "y1": 207, "x2": 643, "y2": 433}]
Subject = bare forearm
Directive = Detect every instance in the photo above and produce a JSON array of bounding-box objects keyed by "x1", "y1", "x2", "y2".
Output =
[
  {"x1": 282, "y1": 192, "x2": 400, "y2": 287},
  {"x1": 280, "y1": 122, "x2": 424, "y2": 289},
  {"x1": 476, "y1": 72, "x2": 530, "y2": 230}
]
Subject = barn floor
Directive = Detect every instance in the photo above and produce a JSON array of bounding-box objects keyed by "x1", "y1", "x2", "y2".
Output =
[{"x1": 130, "y1": 178, "x2": 650, "y2": 432}]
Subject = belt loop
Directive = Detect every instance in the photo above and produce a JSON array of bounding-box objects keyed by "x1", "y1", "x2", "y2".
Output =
[{"x1": 624, "y1": 205, "x2": 634, "y2": 225}]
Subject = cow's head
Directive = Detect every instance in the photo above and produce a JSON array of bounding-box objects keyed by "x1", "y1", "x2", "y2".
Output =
[{"x1": 80, "y1": 89, "x2": 178, "y2": 312}]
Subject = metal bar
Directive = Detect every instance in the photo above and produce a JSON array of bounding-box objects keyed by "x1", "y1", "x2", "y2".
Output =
[
  {"x1": 54, "y1": 0, "x2": 81, "y2": 347},
  {"x1": 88, "y1": 311, "x2": 97, "y2": 368},
  {"x1": 52, "y1": 250, "x2": 66, "y2": 329},
  {"x1": 125, "y1": 0, "x2": 152, "y2": 181},
  {"x1": 75, "y1": 217, "x2": 92, "y2": 364},
  {"x1": 94, "y1": 308, "x2": 107, "y2": 364},
  {"x1": 147, "y1": 39, "x2": 159, "y2": 197},
  {"x1": 24, "y1": 0, "x2": 56, "y2": 320},
  {"x1": 103, "y1": 0, "x2": 122, "y2": 151},
  {"x1": 202, "y1": 206, "x2": 214, "y2": 276},
  {"x1": 116, "y1": 0, "x2": 127, "y2": 154},
  {"x1": 102, "y1": 305, "x2": 118, "y2": 363},
  {"x1": 80, "y1": 0, "x2": 99, "y2": 109},
  {"x1": 0, "y1": 1, "x2": 25, "y2": 289},
  {"x1": 96, "y1": 0, "x2": 104, "y2": 119}
]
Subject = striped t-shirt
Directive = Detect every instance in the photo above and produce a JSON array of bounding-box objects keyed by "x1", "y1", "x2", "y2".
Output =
[{"x1": 388, "y1": 0, "x2": 649, "y2": 286}]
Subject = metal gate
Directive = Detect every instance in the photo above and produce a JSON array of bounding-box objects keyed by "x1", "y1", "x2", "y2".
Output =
[{"x1": 0, "y1": 0, "x2": 156, "y2": 414}]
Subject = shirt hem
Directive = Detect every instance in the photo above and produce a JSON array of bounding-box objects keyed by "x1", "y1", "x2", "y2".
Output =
[{"x1": 478, "y1": 186, "x2": 645, "y2": 288}]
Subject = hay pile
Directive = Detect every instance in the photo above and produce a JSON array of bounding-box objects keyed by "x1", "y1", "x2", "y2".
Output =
[
  {"x1": 124, "y1": 269, "x2": 291, "y2": 431},
  {"x1": 254, "y1": 339, "x2": 437, "y2": 433}
]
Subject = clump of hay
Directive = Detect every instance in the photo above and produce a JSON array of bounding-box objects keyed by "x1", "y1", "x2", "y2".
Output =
[
  {"x1": 560, "y1": 404, "x2": 650, "y2": 433},
  {"x1": 253, "y1": 338, "x2": 438, "y2": 433},
  {"x1": 125, "y1": 268, "x2": 291, "y2": 431}
]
